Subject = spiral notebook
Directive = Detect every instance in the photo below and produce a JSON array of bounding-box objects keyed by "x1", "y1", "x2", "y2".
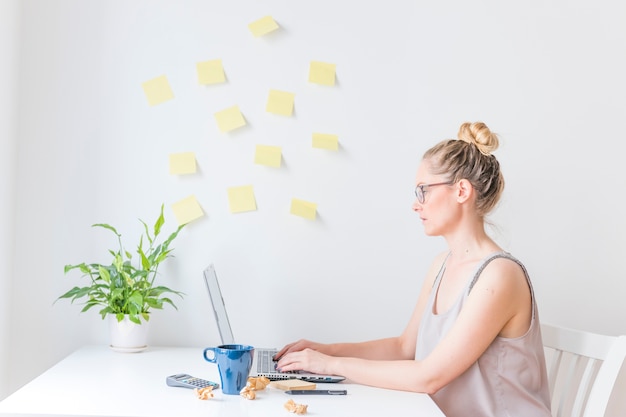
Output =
[{"x1": 202, "y1": 264, "x2": 345, "y2": 383}]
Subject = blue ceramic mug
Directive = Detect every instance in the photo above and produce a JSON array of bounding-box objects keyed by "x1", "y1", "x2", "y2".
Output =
[{"x1": 203, "y1": 344, "x2": 255, "y2": 394}]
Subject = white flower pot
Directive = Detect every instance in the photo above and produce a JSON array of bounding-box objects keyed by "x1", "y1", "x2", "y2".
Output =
[{"x1": 108, "y1": 315, "x2": 150, "y2": 353}]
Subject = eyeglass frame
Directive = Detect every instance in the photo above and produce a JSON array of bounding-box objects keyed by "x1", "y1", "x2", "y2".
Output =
[{"x1": 414, "y1": 181, "x2": 454, "y2": 204}]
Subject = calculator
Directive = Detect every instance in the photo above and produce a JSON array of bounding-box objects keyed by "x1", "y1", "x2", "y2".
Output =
[{"x1": 166, "y1": 373, "x2": 220, "y2": 389}]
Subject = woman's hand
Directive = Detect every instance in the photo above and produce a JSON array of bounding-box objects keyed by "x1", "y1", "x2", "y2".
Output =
[
  {"x1": 273, "y1": 339, "x2": 324, "y2": 360},
  {"x1": 276, "y1": 348, "x2": 336, "y2": 376}
]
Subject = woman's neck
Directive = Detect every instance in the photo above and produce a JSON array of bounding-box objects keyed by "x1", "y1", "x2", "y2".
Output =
[{"x1": 444, "y1": 221, "x2": 500, "y2": 262}]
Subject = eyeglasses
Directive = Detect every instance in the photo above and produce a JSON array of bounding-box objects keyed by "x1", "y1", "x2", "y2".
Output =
[{"x1": 414, "y1": 182, "x2": 454, "y2": 204}]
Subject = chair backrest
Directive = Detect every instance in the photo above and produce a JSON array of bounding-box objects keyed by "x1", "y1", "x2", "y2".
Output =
[{"x1": 541, "y1": 323, "x2": 626, "y2": 417}]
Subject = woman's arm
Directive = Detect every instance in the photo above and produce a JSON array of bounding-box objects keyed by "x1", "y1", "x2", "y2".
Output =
[{"x1": 276, "y1": 258, "x2": 532, "y2": 394}]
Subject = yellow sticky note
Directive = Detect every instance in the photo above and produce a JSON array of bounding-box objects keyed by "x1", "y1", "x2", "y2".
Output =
[
  {"x1": 312, "y1": 133, "x2": 339, "y2": 151},
  {"x1": 290, "y1": 198, "x2": 317, "y2": 220},
  {"x1": 171, "y1": 195, "x2": 204, "y2": 226},
  {"x1": 254, "y1": 145, "x2": 282, "y2": 168},
  {"x1": 308, "y1": 61, "x2": 336, "y2": 86},
  {"x1": 214, "y1": 105, "x2": 246, "y2": 133},
  {"x1": 248, "y1": 16, "x2": 279, "y2": 37},
  {"x1": 141, "y1": 75, "x2": 174, "y2": 106},
  {"x1": 197, "y1": 59, "x2": 225, "y2": 85},
  {"x1": 169, "y1": 152, "x2": 197, "y2": 175},
  {"x1": 227, "y1": 185, "x2": 257, "y2": 213},
  {"x1": 266, "y1": 89, "x2": 295, "y2": 116}
]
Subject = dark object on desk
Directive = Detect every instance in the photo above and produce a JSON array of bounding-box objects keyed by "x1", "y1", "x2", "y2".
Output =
[{"x1": 285, "y1": 389, "x2": 347, "y2": 395}]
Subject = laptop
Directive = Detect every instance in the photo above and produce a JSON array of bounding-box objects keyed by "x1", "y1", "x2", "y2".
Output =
[{"x1": 203, "y1": 264, "x2": 345, "y2": 383}]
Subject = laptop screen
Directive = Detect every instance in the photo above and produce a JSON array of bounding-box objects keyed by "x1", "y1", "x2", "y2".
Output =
[{"x1": 203, "y1": 264, "x2": 235, "y2": 345}]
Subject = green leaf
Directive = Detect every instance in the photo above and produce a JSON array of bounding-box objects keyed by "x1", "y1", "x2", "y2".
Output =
[
  {"x1": 160, "y1": 297, "x2": 179, "y2": 309},
  {"x1": 128, "y1": 291, "x2": 143, "y2": 306},
  {"x1": 92, "y1": 223, "x2": 120, "y2": 237},
  {"x1": 127, "y1": 303, "x2": 139, "y2": 316},
  {"x1": 148, "y1": 286, "x2": 184, "y2": 297},
  {"x1": 64, "y1": 263, "x2": 87, "y2": 274},
  {"x1": 139, "y1": 220, "x2": 153, "y2": 247},
  {"x1": 145, "y1": 297, "x2": 162, "y2": 309},
  {"x1": 98, "y1": 265, "x2": 111, "y2": 283},
  {"x1": 128, "y1": 314, "x2": 141, "y2": 325},
  {"x1": 113, "y1": 253, "x2": 123, "y2": 272},
  {"x1": 154, "y1": 251, "x2": 170, "y2": 265},
  {"x1": 81, "y1": 302, "x2": 101, "y2": 313},
  {"x1": 162, "y1": 225, "x2": 184, "y2": 250},
  {"x1": 138, "y1": 246, "x2": 150, "y2": 271},
  {"x1": 56, "y1": 286, "x2": 82, "y2": 300},
  {"x1": 154, "y1": 204, "x2": 165, "y2": 237}
]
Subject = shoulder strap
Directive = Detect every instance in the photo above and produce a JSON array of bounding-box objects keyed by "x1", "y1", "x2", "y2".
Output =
[
  {"x1": 431, "y1": 252, "x2": 451, "y2": 288},
  {"x1": 468, "y1": 252, "x2": 536, "y2": 320}
]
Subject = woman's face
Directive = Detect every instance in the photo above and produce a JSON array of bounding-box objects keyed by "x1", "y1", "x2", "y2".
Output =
[{"x1": 412, "y1": 159, "x2": 458, "y2": 236}]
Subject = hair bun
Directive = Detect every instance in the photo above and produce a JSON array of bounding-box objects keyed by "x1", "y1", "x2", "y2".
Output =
[{"x1": 457, "y1": 122, "x2": 499, "y2": 156}]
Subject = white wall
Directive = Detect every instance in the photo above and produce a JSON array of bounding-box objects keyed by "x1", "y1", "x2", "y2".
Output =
[
  {"x1": 0, "y1": 0, "x2": 20, "y2": 401},
  {"x1": 4, "y1": 0, "x2": 626, "y2": 413}
]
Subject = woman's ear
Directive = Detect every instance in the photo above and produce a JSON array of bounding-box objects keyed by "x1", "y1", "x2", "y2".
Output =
[{"x1": 456, "y1": 179, "x2": 473, "y2": 203}]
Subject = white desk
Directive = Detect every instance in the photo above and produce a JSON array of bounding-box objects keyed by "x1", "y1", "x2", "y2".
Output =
[{"x1": 0, "y1": 346, "x2": 444, "y2": 417}]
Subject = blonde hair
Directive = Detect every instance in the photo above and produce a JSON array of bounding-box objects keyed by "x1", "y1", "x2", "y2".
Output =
[{"x1": 423, "y1": 122, "x2": 505, "y2": 217}]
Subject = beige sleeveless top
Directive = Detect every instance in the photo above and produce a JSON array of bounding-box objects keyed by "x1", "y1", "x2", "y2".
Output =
[{"x1": 415, "y1": 252, "x2": 551, "y2": 417}]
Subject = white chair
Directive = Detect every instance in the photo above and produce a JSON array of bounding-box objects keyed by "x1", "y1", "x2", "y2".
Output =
[{"x1": 542, "y1": 323, "x2": 626, "y2": 417}]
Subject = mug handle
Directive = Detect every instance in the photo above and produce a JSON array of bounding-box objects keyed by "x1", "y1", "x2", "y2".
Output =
[{"x1": 203, "y1": 347, "x2": 217, "y2": 363}]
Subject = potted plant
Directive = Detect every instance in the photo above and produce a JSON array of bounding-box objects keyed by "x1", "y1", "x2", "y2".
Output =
[{"x1": 57, "y1": 204, "x2": 185, "y2": 352}]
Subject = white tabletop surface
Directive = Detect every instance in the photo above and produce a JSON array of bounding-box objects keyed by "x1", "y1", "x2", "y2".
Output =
[{"x1": 0, "y1": 345, "x2": 444, "y2": 417}]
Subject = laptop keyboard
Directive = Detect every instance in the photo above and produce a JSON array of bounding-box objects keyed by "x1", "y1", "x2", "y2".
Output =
[
  {"x1": 257, "y1": 349, "x2": 279, "y2": 373},
  {"x1": 256, "y1": 349, "x2": 298, "y2": 374}
]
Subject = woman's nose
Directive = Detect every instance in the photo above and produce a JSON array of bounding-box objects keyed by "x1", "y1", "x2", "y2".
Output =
[{"x1": 412, "y1": 198, "x2": 422, "y2": 212}]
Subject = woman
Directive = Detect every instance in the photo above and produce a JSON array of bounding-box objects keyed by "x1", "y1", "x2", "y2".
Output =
[{"x1": 275, "y1": 122, "x2": 552, "y2": 416}]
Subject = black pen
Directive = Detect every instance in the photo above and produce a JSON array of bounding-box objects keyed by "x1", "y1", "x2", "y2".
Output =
[{"x1": 285, "y1": 389, "x2": 347, "y2": 395}]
